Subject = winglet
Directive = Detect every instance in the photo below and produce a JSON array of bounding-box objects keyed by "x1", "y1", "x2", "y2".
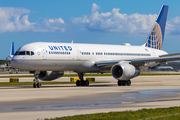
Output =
[
  {"x1": 10, "y1": 42, "x2": 14, "y2": 58},
  {"x1": 144, "y1": 5, "x2": 169, "y2": 50}
]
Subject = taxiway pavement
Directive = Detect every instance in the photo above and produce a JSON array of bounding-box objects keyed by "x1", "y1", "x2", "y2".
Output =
[{"x1": 0, "y1": 75, "x2": 180, "y2": 120}]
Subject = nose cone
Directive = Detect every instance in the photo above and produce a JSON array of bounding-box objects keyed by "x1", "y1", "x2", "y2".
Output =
[
  {"x1": 11, "y1": 42, "x2": 40, "y2": 70},
  {"x1": 11, "y1": 57, "x2": 21, "y2": 69},
  {"x1": 11, "y1": 58, "x2": 15, "y2": 68},
  {"x1": 11, "y1": 42, "x2": 46, "y2": 71}
]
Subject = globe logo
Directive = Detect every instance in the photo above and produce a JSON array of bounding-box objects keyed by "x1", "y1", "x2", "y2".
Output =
[{"x1": 145, "y1": 22, "x2": 162, "y2": 50}]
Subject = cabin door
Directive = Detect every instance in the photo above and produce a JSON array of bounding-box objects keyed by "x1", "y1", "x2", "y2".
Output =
[{"x1": 40, "y1": 46, "x2": 47, "y2": 60}]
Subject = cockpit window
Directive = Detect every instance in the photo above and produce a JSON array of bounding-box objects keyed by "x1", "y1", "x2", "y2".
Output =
[
  {"x1": 18, "y1": 51, "x2": 26, "y2": 55},
  {"x1": 31, "y1": 51, "x2": 34, "y2": 55},
  {"x1": 14, "y1": 51, "x2": 35, "y2": 56},
  {"x1": 14, "y1": 51, "x2": 19, "y2": 56},
  {"x1": 26, "y1": 51, "x2": 30, "y2": 55}
]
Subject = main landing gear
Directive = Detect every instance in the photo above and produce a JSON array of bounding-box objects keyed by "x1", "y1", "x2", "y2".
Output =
[
  {"x1": 118, "y1": 80, "x2": 131, "y2": 86},
  {"x1": 76, "y1": 73, "x2": 89, "y2": 86},
  {"x1": 33, "y1": 72, "x2": 41, "y2": 88}
]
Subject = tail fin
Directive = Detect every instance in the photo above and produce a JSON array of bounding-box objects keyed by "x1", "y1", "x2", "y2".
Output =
[
  {"x1": 10, "y1": 42, "x2": 14, "y2": 58},
  {"x1": 144, "y1": 5, "x2": 168, "y2": 50}
]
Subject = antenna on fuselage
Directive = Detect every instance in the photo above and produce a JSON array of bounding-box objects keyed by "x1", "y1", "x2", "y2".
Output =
[{"x1": 71, "y1": 40, "x2": 73, "y2": 44}]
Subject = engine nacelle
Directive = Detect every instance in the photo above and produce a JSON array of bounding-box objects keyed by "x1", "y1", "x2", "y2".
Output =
[
  {"x1": 38, "y1": 71, "x2": 64, "y2": 81},
  {"x1": 111, "y1": 62, "x2": 140, "y2": 80}
]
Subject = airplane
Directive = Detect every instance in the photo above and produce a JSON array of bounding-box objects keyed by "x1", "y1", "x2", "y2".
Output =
[
  {"x1": 150, "y1": 65, "x2": 174, "y2": 71},
  {"x1": 11, "y1": 5, "x2": 180, "y2": 88}
]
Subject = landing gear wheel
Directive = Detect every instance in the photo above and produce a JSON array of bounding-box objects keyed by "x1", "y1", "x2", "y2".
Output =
[
  {"x1": 85, "y1": 80, "x2": 89, "y2": 86},
  {"x1": 80, "y1": 80, "x2": 85, "y2": 86},
  {"x1": 118, "y1": 80, "x2": 122, "y2": 86},
  {"x1": 77, "y1": 73, "x2": 90, "y2": 86},
  {"x1": 76, "y1": 80, "x2": 80, "y2": 86},
  {"x1": 127, "y1": 80, "x2": 131, "y2": 86},
  {"x1": 122, "y1": 81, "x2": 127, "y2": 86},
  {"x1": 33, "y1": 83, "x2": 37, "y2": 88},
  {"x1": 37, "y1": 83, "x2": 41, "y2": 88},
  {"x1": 118, "y1": 80, "x2": 131, "y2": 86},
  {"x1": 33, "y1": 72, "x2": 41, "y2": 88}
]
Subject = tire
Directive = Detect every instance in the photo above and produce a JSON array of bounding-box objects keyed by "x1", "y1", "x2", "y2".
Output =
[
  {"x1": 33, "y1": 83, "x2": 37, "y2": 88},
  {"x1": 85, "y1": 80, "x2": 89, "y2": 86},
  {"x1": 127, "y1": 80, "x2": 131, "y2": 86},
  {"x1": 118, "y1": 80, "x2": 122, "y2": 86},
  {"x1": 76, "y1": 80, "x2": 80, "y2": 86},
  {"x1": 80, "y1": 80, "x2": 85, "y2": 86},
  {"x1": 122, "y1": 81, "x2": 127, "y2": 86},
  {"x1": 37, "y1": 83, "x2": 41, "y2": 88}
]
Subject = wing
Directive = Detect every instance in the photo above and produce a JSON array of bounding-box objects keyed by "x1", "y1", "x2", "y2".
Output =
[{"x1": 95, "y1": 53, "x2": 180, "y2": 71}]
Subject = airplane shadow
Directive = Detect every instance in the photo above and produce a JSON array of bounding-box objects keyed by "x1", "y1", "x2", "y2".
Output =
[{"x1": 41, "y1": 84, "x2": 116, "y2": 88}]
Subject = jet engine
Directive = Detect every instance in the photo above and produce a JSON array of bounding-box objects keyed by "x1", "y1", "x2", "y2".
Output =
[
  {"x1": 111, "y1": 62, "x2": 140, "y2": 80},
  {"x1": 38, "y1": 71, "x2": 64, "y2": 81}
]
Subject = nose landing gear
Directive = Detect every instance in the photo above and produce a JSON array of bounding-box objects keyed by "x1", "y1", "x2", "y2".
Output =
[{"x1": 33, "y1": 72, "x2": 41, "y2": 88}]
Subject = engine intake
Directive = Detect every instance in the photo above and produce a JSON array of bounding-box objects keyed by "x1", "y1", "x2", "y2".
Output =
[
  {"x1": 111, "y1": 62, "x2": 140, "y2": 80},
  {"x1": 38, "y1": 71, "x2": 64, "y2": 81}
]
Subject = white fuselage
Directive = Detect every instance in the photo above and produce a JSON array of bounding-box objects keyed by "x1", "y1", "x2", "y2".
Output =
[{"x1": 11, "y1": 42, "x2": 167, "y2": 73}]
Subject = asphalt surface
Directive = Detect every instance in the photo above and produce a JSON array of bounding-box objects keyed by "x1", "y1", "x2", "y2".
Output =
[{"x1": 0, "y1": 75, "x2": 180, "y2": 120}]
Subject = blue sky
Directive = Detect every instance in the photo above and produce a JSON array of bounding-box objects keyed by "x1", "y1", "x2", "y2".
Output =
[{"x1": 1, "y1": 0, "x2": 180, "y2": 59}]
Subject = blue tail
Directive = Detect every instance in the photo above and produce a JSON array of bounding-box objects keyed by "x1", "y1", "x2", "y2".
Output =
[
  {"x1": 10, "y1": 42, "x2": 14, "y2": 58},
  {"x1": 144, "y1": 5, "x2": 168, "y2": 50}
]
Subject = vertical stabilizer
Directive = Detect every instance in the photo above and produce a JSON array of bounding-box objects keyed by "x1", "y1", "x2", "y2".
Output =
[
  {"x1": 10, "y1": 42, "x2": 14, "y2": 58},
  {"x1": 144, "y1": 5, "x2": 168, "y2": 50}
]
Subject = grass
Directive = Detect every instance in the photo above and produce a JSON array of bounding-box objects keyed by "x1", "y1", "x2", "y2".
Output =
[
  {"x1": 44, "y1": 106, "x2": 180, "y2": 120},
  {"x1": 0, "y1": 81, "x2": 105, "y2": 86},
  {"x1": 0, "y1": 75, "x2": 34, "y2": 78},
  {"x1": 0, "y1": 73, "x2": 180, "y2": 78},
  {"x1": 0, "y1": 82, "x2": 73, "y2": 86}
]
